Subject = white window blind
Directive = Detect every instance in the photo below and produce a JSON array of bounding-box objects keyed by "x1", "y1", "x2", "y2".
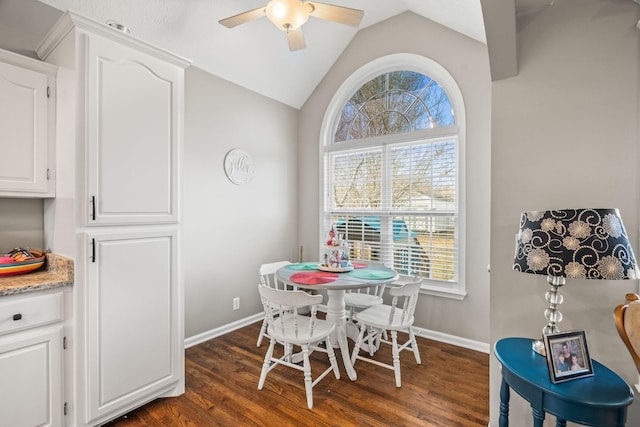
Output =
[{"x1": 324, "y1": 139, "x2": 458, "y2": 282}]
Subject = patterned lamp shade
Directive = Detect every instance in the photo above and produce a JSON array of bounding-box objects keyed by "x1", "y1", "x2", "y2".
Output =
[{"x1": 513, "y1": 209, "x2": 639, "y2": 280}]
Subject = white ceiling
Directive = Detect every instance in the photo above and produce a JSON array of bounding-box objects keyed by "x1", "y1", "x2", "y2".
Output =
[{"x1": 37, "y1": 0, "x2": 487, "y2": 109}]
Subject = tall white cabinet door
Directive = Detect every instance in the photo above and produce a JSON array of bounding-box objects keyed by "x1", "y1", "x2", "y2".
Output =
[
  {"x1": 0, "y1": 326, "x2": 63, "y2": 427},
  {"x1": 85, "y1": 35, "x2": 181, "y2": 225},
  {"x1": 85, "y1": 230, "x2": 181, "y2": 423},
  {"x1": 0, "y1": 54, "x2": 53, "y2": 195}
]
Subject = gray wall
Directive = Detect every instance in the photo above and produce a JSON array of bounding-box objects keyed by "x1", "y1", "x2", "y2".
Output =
[
  {"x1": 183, "y1": 66, "x2": 299, "y2": 338},
  {"x1": 489, "y1": 1, "x2": 640, "y2": 425},
  {"x1": 0, "y1": 198, "x2": 44, "y2": 253},
  {"x1": 299, "y1": 11, "x2": 492, "y2": 344}
]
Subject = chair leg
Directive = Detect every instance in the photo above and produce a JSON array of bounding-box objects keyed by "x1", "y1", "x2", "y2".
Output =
[
  {"x1": 256, "y1": 318, "x2": 267, "y2": 347},
  {"x1": 302, "y1": 345, "x2": 314, "y2": 409},
  {"x1": 366, "y1": 326, "x2": 379, "y2": 356},
  {"x1": 391, "y1": 330, "x2": 402, "y2": 387},
  {"x1": 371, "y1": 328, "x2": 385, "y2": 351},
  {"x1": 359, "y1": 326, "x2": 372, "y2": 356},
  {"x1": 285, "y1": 342, "x2": 294, "y2": 363},
  {"x1": 351, "y1": 325, "x2": 367, "y2": 365},
  {"x1": 258, "y1": 339, "x2": 276, "y2": 390},
  {"x1": 408, "y1": 326, "x2": 421, "y2": 364}
]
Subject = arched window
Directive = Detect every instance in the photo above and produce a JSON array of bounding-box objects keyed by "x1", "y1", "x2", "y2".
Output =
[
  {"x1": 334, "y1": 70, "x2": 455, "y2": 141},
  {"x1": 321, "y1": 54, "x2": 466, "y2": 296}
]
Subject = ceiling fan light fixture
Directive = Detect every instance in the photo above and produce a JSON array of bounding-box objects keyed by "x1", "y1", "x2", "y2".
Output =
[{"x1": 265, "y1": 0, "x2": 310, "y2": 32}]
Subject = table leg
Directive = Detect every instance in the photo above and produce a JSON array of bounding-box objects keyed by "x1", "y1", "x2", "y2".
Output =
[
  {"x1": 499, "y1": 378, "x2": 510, "y2": 427},
  {"x1": 326, "y1": 289, "x2": 358, "y2": 381},
  {"x1": 532, "y1": 408, "x2": 545, "y2": 427},
  {"x1": 556, "y1": 419, "x2": 567, "y2": 427}
]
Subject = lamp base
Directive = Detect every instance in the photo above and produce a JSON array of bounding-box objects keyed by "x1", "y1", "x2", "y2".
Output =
[
  {"x1": 532, "y1": 275, "x2": 565, "y2": 357},
  {"x1": 532, "y1": 338, "x2": 546, "y2": 356}
]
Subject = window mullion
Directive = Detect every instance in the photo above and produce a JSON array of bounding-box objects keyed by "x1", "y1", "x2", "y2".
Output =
[{"x1": 380, "y1": 145, "x2": 393, "y2": 266}]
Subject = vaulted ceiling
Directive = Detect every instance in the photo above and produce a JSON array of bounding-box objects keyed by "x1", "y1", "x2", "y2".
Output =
[{"x1": 0, "y1": 0, "x2": 545, "y2": 108}]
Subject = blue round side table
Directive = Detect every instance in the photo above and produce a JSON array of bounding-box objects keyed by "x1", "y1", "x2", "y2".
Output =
[{"x1": 494, "y1": 337, "x2": 634, "y2": 427}]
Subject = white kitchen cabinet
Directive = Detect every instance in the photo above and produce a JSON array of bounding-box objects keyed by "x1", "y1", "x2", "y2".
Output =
[
  {"x1": 84, "y1": 34, "x2": 181, "y2": 225},
  {"x1": 84, "y1": 229, "x2": 181, "y2": 422},
  {"x1": 37, "y1": 11, "x2": 188, "y2": 427},
  {"x1": 0, "y1": 291, "x2": 64, "y2": 427},
  {"x1": 0, "y1": 48, "x2": 56, "y2": 197}
]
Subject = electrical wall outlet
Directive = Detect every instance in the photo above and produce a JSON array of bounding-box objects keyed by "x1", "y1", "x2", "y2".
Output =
[{"x1": 233, "y1": 297, "x2": 240, "y2": 310}]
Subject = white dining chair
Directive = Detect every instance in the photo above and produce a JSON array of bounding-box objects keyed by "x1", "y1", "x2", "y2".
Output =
[
  {"x1": 344, "y1": 261, "x2": 388, "y2": 317},
  {"x1": 344, "y1": 284, "x2": 386, "y2": 355},
  {"x1": 344, "y1": 285, "x2": 386, "y2": 318},
  {"x1": 257, "y1": 284, "x2": 340, "y2": 409},
  {"x1": 344, "y1": 261, "x2": 392, "y2": 354},
  {"x1": 256, "y1": 260, "x2": 293, "y2": 347},
  {"x1": 350, "y1": 278, "x2": 423, "y2": 387}
]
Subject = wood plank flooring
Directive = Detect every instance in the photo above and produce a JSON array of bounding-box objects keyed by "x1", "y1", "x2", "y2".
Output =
[{"x1": 104, "y1": 321, "x2": 489, "y2": 426}]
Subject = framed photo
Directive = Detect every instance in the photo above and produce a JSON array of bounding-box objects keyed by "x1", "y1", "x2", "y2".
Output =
[{"x1": 543, "y1": 330, "x2": 594, "y2": 384}]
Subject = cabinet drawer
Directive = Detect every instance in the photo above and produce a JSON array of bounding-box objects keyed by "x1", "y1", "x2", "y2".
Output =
[{"x1": 0, "y1": 292, "x2": 63, "y2": 335}]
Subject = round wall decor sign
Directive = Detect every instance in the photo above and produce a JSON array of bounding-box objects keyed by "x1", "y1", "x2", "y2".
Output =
[{"x1": 224, "y1": 149, "x2": 254, "y2": 185}]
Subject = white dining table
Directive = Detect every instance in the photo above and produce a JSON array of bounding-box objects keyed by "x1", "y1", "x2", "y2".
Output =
[{"x1": 276, "y1": 262, "x2": 398, "y2": 381}]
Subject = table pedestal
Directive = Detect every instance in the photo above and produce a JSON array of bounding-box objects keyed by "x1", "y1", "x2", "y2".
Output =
[{"x1": 326, "y1": 289, "x2": 357, "y2": 381}]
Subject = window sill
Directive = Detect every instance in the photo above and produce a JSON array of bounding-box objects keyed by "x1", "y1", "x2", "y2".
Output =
[
  {"x1": 420, "y1": 285, "x2": 466, "y2": 300},
  {"x1": 393, "y1": 277, "x2": 466, "y2": 300}
]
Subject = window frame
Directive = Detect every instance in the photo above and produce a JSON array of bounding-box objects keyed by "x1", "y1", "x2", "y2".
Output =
[{"x1": 319, "y1": 53, "x2": 467, "y2": 300}]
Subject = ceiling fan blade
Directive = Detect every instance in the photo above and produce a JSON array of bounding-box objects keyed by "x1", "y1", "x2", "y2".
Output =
[
  {"x1": 307, "y1": 2, "x2": 364, "y2": 27},
  {"x1": 218, "y1": 6, "x2": 266, "y2": 28},
  {"x1": 287, "y1": 28, "x2": 306, "y2": 51}
]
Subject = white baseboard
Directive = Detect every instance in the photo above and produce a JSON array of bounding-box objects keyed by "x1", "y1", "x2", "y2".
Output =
[
  {"x1": 411, "y1": 325, "x2": 489, "y2": 354},
  {"x1": 184, "y1": 311, "x2": 490, "y2": 354},
  {"x1": 184, "y1": 313, "x2": 263, "y2": 348}
]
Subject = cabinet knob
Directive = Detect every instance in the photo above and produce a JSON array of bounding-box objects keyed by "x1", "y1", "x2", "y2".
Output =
[{"x1": 12, "y1": 313, "x2": 22, "y2": 321}]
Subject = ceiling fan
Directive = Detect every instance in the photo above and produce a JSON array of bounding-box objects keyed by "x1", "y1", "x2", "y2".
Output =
[{"x1": 218, "y1": 0, "x2": 364, "y2": 51}]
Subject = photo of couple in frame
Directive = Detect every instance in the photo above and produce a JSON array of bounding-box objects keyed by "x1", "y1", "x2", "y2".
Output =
[{"x1": 544, "y1": 330, "x2": 594, "y2": 384}]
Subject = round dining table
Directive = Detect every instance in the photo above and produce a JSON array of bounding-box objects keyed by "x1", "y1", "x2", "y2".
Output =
[{"x1": 276, "y1": 262, "x2": 399, "y2": 381}]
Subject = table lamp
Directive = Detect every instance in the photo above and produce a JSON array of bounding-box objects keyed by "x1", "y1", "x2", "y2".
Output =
[{"x1": 513, "y1": 208, "x2": 639, "y2": 355}]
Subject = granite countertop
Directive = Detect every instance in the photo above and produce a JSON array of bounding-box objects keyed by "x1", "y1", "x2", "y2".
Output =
[{"x1": 0, "y1": 253, "x2": 74, "y2": 296}]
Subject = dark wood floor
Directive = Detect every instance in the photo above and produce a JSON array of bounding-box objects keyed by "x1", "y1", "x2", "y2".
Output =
[{"x1": 105, "y1": 321, "x2": 489, "y2": 426}]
